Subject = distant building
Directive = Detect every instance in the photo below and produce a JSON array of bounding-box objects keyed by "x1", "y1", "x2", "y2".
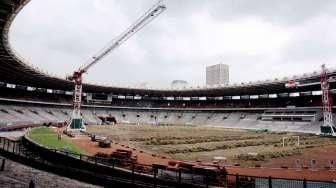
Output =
[
  {"x1": 206, "y1": 63, "x2": 229, "y2": 86},
  {"x1": 171, "y1": 80, "x2": 188, "y2": 89},
  {"x1": 134, "y1": 82, "x2": 149, "y2": 89}
]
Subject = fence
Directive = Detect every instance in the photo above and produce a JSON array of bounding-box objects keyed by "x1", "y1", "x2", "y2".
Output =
[
  {"x1": 224, "y1": 174, "x2": 336, "y2": 188},
  {"x1": 0, "y1": 136, "x2": 335, "y2": 188}
]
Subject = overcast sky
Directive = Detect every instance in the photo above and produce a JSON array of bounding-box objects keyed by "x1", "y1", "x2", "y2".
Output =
[{"x1": 9, "y1": 0, "x2": 336, "y2": 88}]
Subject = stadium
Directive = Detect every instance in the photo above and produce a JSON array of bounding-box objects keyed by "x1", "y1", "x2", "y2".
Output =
[{"x1": 0, "y1": 0, "x2": 336, "y2": 187}]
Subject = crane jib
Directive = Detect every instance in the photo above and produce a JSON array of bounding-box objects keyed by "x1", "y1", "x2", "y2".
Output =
[{"x1": 79, "y1": 2, "x2": 166, "y2": 74}]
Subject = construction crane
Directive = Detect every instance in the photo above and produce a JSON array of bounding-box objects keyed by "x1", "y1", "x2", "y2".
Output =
[
  {"x1": 285, "y1": 65, "x2": 336, "y2": 137},
  {"x1": 66, "y1": 1, "x2": 167, "y2": 130},
  {"x1": 320, "y1": 64, "x2": 336, "y2": 136}
]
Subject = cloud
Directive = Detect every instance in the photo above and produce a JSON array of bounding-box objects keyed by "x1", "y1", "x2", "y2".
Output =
[
  {"x1": 206, "y1": 0, "x2": 336, "y2": 25},
  {"x1": 9, "y1": 0, "x2": 336, "y2": 88}
]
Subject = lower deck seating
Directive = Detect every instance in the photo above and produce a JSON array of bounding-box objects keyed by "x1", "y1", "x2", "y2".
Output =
[
  {"x1": 0, "y1": 104, "x2": 323, "y2": 134},
  {"x1": 262, "y1": 109, "x2": 322, "y2": 122}
]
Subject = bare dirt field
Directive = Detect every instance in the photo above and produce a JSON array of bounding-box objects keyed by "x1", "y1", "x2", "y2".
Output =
[
  {"x1": 83, "y1": 124, "x2": 336, "y2": 169},
  {"x1": 71, "y1": 136, "x2": 170, "y2": 166}
]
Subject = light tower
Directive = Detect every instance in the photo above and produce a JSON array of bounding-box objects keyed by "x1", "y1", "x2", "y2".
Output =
[{"x1": 320, "y1": 64, "x2": 336, "y2": 136}]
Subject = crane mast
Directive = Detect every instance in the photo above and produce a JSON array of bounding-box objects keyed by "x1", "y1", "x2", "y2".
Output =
[
  {"x1": 320, "y1": 64, "x2": 336, "y2": 136},
  {"x1": 286, "y1": 65, "x2": 336, "y2": 137},
  {"x1": 66, "y1": 1, "x2": 166, "y2": 130}
]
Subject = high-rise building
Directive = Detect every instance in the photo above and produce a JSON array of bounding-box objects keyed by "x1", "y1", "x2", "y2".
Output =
[{"x1": 206, "y1": 63, "x2": 229, "y2": 86}]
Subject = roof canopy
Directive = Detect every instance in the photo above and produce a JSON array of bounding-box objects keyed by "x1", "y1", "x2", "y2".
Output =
[{"x1": 0, "y1": 0, "x2": 334, "y2": 97}]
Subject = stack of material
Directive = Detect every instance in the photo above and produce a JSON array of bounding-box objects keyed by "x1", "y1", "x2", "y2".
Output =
[
  {"x1": 98, "y1": 139, "x2": 111, "y2": 148},
  {"x1": 90, "y1": 135, "x2": 111, "y2": 148},
  {"x1": 110, "y1": 149, "x2": 137, "y2": 164},
  {"x1": 90, "y1": 135, "x2": 106, "y2": 142}
]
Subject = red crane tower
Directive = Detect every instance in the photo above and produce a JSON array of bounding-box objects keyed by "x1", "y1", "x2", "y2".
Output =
[
  {"x1": 286, "y1": 65, "x2": 336, "y2": 136},
  {"x1": 66, "y1": 1, "x2": 167, "y2": 131},
  {"x1": 320, "y1": 64, "x2": 336, "y2": 136}
]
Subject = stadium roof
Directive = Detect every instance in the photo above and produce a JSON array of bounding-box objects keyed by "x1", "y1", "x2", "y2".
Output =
[{"x1": 0, "y1": 0, "x2": 335, "y2": 97}]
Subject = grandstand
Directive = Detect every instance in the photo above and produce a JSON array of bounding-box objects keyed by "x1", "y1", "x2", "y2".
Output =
[{"x1": 0, "y1": 100, "x2": 324, "y2": 134}]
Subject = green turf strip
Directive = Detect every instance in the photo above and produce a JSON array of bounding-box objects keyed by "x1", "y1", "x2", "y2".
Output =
[{"x1": 28, "y1": 127, "x2": 84, "y2": 154}]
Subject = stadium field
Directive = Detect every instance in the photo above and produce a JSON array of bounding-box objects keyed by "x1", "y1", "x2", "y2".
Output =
[{"x1": 85, "y1": 124, "x2": 336, "y2": 168}]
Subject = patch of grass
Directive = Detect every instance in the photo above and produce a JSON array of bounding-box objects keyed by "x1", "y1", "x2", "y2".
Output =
[
  {"x1": 163, "y1": 139, "x2": 282, "y2": 154},
  {"x1": 142, "y1": 135, "x2": 263, "y2": 145},
  {"x1": 28, "y1": 127, "x2": 84, "y2": 154},
  {"x1": 237, "y1": 148, "x2": 303, "y2": 161}
]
